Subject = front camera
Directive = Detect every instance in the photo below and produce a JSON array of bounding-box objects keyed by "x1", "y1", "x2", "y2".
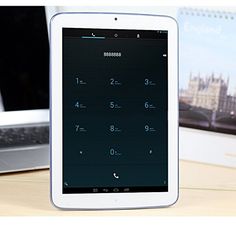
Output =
[{"x1": 114, "y1": 17, "x2": 117, "y2": 21}]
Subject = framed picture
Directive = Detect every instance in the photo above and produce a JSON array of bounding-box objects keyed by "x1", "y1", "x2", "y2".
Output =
[{"x1": 178, "y1": 8, "x2": 236, "y2": 167}]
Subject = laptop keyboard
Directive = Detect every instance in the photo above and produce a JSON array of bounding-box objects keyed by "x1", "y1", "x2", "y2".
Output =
[{"x1": 0, "y1": 124, "x2": 49, "y2": 148}]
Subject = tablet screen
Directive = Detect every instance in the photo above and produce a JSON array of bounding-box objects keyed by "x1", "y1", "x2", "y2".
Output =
[{"x1": 62, "y1": 28, "x2": 168, "y2": 193}]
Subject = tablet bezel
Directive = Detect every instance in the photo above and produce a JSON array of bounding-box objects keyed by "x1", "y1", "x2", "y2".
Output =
[{"x1": 50, "y1": 12, "x2": 178, "y2": 209}]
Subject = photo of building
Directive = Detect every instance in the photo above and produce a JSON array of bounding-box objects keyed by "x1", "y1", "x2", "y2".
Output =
[
  {"x1": 180, "y1": 73, "x2": 236, "y2": 113},
  {"x1": 180, "y1": 73, "x2": 236, "y2": 133}
]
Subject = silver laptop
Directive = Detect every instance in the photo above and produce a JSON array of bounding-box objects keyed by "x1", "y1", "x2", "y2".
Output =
[{"x1": 0, "y1": 6, "x2": 49, "y2": 173}]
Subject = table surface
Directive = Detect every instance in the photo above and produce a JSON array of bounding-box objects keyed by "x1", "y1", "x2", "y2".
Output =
[{"x1": 0, "y1": 160, "x2": 235, "y2": 216}]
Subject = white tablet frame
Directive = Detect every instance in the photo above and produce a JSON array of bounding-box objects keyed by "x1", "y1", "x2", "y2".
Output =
[{"x1": 50, "y1": 12, "x2": 178, "y2": 209}]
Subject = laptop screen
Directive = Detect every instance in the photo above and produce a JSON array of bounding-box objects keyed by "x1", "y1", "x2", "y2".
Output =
[{"x1": 0, "y1": 6, "x2": 49, "y2": 112}]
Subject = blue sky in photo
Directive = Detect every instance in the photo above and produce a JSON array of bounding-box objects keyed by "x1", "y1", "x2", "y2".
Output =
[{"x1": 178, "y1": 10, "x2": 236, "y2": 95}]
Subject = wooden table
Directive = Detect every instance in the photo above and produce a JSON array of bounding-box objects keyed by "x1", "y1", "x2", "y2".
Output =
[{"x1": 0, "y1": 160, "x2": 235, "y2": 216}]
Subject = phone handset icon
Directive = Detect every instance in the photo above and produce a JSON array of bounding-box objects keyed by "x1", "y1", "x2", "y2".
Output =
[{"x1": 113, "y1": 172, "x2": 119, "y2": 179}]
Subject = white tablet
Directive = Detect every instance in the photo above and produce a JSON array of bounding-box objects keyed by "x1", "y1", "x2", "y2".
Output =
[{"x1": 50, "y1": 13, "x2": 178, "y2": 209}]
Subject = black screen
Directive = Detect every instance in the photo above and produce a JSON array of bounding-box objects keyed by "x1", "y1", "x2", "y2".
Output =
[
  {"x1": 63, "y1": 28, "x2": 168, "y2": 194},
  {"x1": 0, "y1": 6, "x2": 49, "y2": 111}
]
